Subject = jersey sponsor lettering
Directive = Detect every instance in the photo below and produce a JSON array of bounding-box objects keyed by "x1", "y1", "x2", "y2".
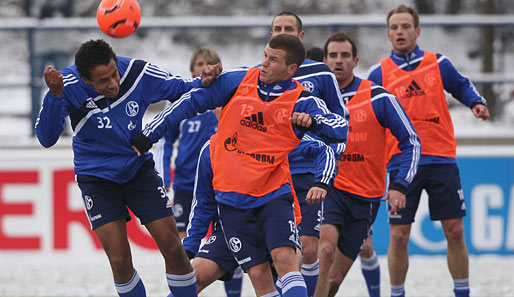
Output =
[
  {"x1": 239, "y1": 111, "x2": 267, "y2": 132},
  {"x1": 340, "y1": 153, "x2": 365, "y2": 162},
  {"x1": 402, "y1": 80, "x2": 426, "y2": 98}
]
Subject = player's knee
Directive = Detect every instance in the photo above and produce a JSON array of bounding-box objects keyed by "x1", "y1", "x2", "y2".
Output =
[
  {"x1": 318, "y1": 240, "x2": 336, "y2": 261},
  {"x1": 445, "y1": 223, "x2": 465, "y2": 244},
  {"x1": 390, "y1": 228, "x2": 409, "y2": 247},
  {"x1": 302, "y1": 243, "x2": 318, "y2": 264},
  {"x1": 108, "y1": 254, "x2": 133, "y2": 276},
  {"x1": 272, "y1": 250, "x2": 297, "y2": 272}
]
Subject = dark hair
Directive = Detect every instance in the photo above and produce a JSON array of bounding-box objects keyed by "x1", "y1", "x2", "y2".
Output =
[
  {"x1": 272, "y1": 11, "x2": 303, "y2": 32},
  {"x1": 189, "y1": 47, "x2": 221, "y2": 74},
  {"x1": 323, "y1": 31, "x2": 358, "y2": 58},
  {"x1": 306, "y1": 47, "x2": 324, "y2": 62},
  {"x1": 387, "y1": 4, "x2": 420, "y2": 28},
  {"x1": 268, "y1": 34, "x2": 305, "y2": 67},
  {"x1": 75, "y1": 39, "x2": 117, "y2": 80}
]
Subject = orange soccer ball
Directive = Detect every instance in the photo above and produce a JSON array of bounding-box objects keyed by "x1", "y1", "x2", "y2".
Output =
[{"x1": 97, "y1": 0, "x2": 141, "y2": 38}]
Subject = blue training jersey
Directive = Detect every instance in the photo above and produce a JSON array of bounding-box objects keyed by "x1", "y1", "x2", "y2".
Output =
[
  {"x1": 289, "y1": 60, "x2": 349, "y2": 175},
  {"x1": 154, "y1": 109, "x2": 218, "y2": 191},
  {"x1": 366, "y1": 45, "x2": 487, "y2": 171},
  {"x1": 341, "y1": 76, "x2": 420, "y2": 193},
  {"x1": 36, "y1": 56, "x2": 202, "y2": 183},
  {"x1": 182, "y1": 136, "x2": 337, "y2": 254},
  {"x1": 142, "y1": 66, "x2": 348, "y2": 209}
]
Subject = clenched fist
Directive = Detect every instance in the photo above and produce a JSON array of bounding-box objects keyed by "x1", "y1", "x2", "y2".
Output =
[{"x1": 43, "y1": 66, "x2": 64, "y2": 98}]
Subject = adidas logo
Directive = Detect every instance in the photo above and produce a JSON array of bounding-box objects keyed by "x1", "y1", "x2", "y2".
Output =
[
  {"x1": 402, "y1": 80, "x2": 426, "y2": 98},
  {"x1": 239, "y1": 112, "x2": 267, "y2": 132},
  {"x1": 273, "y1": 84, "x2": 283, "y2": 91},
  {"x1": 86, "y1": 100, "x2": 98, "y2": 109}
]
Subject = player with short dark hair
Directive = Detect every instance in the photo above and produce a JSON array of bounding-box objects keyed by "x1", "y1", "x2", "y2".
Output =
[
  {"x1": 270, "y1": 11, "x2": 350, "y2": 296},
  {"x1": 314, "y1": 31, "x2": 420, "y2": 297},
  {"x1": 132, "y1": 34, "x2": 348, "y2": 297},
  {"x1": 36, "y1": 39, "x2": 221, "y2": 297}
]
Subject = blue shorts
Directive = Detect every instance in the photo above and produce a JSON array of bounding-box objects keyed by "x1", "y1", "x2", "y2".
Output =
[
  {"x1": 196, "y1": 227, "x2": 240, "y2": 281},
  {"x1": 293, "y1": 173, "x2": 322, "y2": 238},
  {"x1": 388, "y1": 164, "x2": 466, "y2": 224},
  {"x1": 172, "y1": 190, "x2": 193, "y2": 232},
  {"x1": 322, "y1": 188, "x2": 380, "y2": 260},
  {"x1": 76, "y1": 160, "x2": 173, "y2": 230},
  {"x1": 218, "y1": 194, "x2": 299, "y2": 271}
]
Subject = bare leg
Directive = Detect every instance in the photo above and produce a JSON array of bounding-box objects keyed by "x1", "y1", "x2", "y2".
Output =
[
  {"x1": 441, "y1": 218, "x2": 468, "y2": 279},
  {"x1": 192, "y1": 257, "x2": 228, "y2": 293},
  {"x1": 95, "y1": 219, "x2": 134, "y2": 283},
  {"x1": 388, "y1": 224, "x2": 411, "y2": 286},
  {"x1": 145, "y1": 216, "x2": 192, "y2": 274},
  {"x1": 246, "y1": 262, "x2": 277, "y2": 296}
]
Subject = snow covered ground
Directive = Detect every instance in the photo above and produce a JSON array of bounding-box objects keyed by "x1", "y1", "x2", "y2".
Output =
[{"x1": 1, "y1": 253, "x2": 513, "y2": 297}]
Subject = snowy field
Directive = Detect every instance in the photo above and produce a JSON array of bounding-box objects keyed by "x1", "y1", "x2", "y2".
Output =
[{"x1": 1, "y1": 253, "x2": 513, "y2": 297}]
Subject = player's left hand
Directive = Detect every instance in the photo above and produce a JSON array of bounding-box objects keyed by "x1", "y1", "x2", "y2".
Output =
[
  {"x1": 471, "y1": 104, "x2": 490, "y2": 120},
  {"x1": 201, "y1": 63, "x2": 223, "y2": 87},
  {"x1": 130, "y1": 133, "x2": 153, "y2": 156},
  {"x1": 382, "y1": 189, "x2": 405, "y2": 215},
  {"x1": 306, "y1": 186, "x2": 327, "y2": 204},
  {"x1": 290, "y1": 112, "x2": 313, "y2": 129}
]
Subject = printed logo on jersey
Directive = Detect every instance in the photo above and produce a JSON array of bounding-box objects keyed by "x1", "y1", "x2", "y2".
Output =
[
  {"x1": 424, "y1": 73, "x2": 438, "y2": 86},
  {"x1": 402, "y1": 80, "x2": 426, "y2": 98},
  {"x1": 172, "y1": 203, "x2": 183, "y2": 217},
  {"x1": 341, "y1": 153, "x2": 365, "y2": 162},
  {"x1": 348, "y1": 127, "x2": 368, "y2": 143},
  {"x1": 423, "y1": 116, "x2": 440, "y2": 124},
  {"x1": 229, "y1": 237, "x2": 242, "y2": 253},
  {"x1": 301, "y1": 80, "x2": 315, "y2": 93},
  {"x1": 240, "y1": 112, "x2": 267, "y2": 132},
  {"x1": 224, "y1": 132, "x2": 238, "y2": 152},
  {"x1": 125, "y1": 101, "x2": 139, "y2": 117},
  {"x1": 224, "y1": 132, "x2": 276, "y2": 164},
  {"x1": 274, "y1": 108, "x2": 289, "y2": 123},
  {"x1": 128, "y1": 120, "x2": 136, "y2": 130},
  {"x1": 86, "y1": 100, "x2": 98, "y2": 109},
  {"x1": 353, "y1": 109, "x2": 367, "y2": 123},
  {"x1": 84, "y1": 195, "x2": 93, "y2": 210},
  {"x1": 205, "y1": 235, "x2": 217, "y2": 245}
]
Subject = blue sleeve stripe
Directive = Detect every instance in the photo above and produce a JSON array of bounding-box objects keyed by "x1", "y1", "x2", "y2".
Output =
[
  {"x1": 143, "y1": 88, "x2": 200, "y2": 136},
  {"x1": 386, "y1": 96, "x2": 420, "y2": 183},
  {"x1": 321, "y1": 145, "x2": 336, "y2": 185},
  {"x1": 63, "y1": 79, "x2": 79, "y2": 87}
]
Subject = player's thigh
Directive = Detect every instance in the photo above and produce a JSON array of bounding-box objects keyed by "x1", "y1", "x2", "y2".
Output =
[
  {"x1": 196, "y1": 229, "x2": 240, "y2": 282},
  {"x1": 388, "y1": 168, "x2": 426, "y2": 224},
  {"x1": 123, "y1": 160, "x2": 173, "y2": 224},
  {"x1": 337, "y1": 197, "x2": 380, "y2": 261},
  {"x1": 76, "y1": 174, "x2": 130, "y2": 230},
  {"x1": 94, "y1": 219, "x2": 131, "y2": 259},
  {"x1": 259, "y1": 194, "x2": 299, "y2": 253},
  {"x1": 192, "y1": 257, "x2": 228, "y2": 292},
  {"x1": 425, "y1": 164, "x2": 466, "y2": 221},
  {"x1": 144, "y1": 216, "x2": 181, "y2": 253},
  {"x1": 217, "y1": 205, "x2": 269, "y2": 271}
]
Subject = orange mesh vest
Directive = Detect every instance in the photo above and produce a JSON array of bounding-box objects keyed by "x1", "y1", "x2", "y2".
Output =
[
  {"x1": 333, "y1": 80, "x2": 387, "y2": 198},
  {"x1": 381, "y1": 52, "x2": 456, "y2": 159},
  {"x1": 211, "y1": 67, "x2": 303, "y2": 197},
  {"x1": 210, "y1": 133, "x2": 302, "y2": 224}
]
